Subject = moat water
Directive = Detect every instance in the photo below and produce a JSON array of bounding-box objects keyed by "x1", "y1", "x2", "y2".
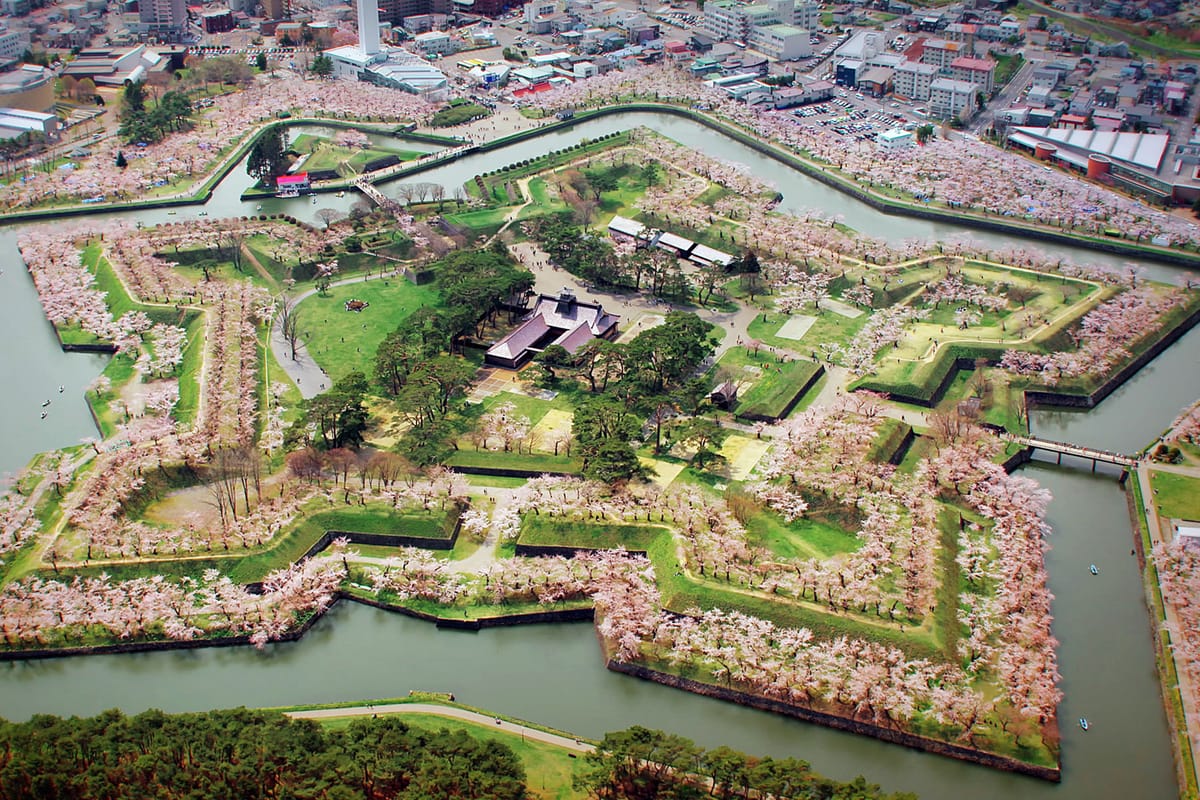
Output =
[{"x1": 0, "y1": 112, "x2": 1194, "y2": 800}]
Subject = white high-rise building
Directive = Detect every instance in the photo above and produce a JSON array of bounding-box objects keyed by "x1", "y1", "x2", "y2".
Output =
[
  {"x1": 139, "y1": 0, "x2": 186, "y2": 40},
  {"x1": 357, "y1": 0, "x2": 381, "y2": 55}
]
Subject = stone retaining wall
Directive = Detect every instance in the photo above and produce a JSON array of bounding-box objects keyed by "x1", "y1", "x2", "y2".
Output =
[{"x1": 607, "y1": 659, "x2": 1061, "y2": 782}]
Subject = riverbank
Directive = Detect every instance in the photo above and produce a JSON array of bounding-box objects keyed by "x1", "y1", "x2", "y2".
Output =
[
  {"x1": 608, "y1": 659, "x2": 1062, "y2": 782},
  {"x1": 1130, "y1": 461, "x2": 1200, "y2": 798}
]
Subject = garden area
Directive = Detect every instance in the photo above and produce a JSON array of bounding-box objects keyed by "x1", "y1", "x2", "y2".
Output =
[
  {"x1": 289, "y1": 131, "x2": 428, "y2": 178},
  {"x1": 12, "y1": 113, "x2": 1200, "y2": 785}
]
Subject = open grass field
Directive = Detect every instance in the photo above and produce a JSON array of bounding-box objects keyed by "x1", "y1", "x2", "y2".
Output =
[
  {"x1": 713, "y1": 346, "x2": 823, "y2": 420},
  {"x1": 295, "y1": 278, "x2": 440, "y2": 382},
  {"x1": 445, "y1": 448, "x2": 582, "y2": 474},
  {"x1": 747, "y1": 309, "x2": 867, "y2": 356},
  {"x1": 519, "y1": 516, "x2": 668, "y2": 551},
  {"x1": 308, "y1": 504, "x2": 456, "y2": 538},
  {"x1": 1150, "y1": 471, "x2": 1200, "y2": 521},
  {"x1": 744, "y1": 508, "x2": 863, "y2": 561},
  {"x1": 291, "y1": 133, "x2": 425, "y2": 176}
]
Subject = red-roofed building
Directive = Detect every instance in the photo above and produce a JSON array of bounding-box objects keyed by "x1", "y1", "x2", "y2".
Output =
[
  {"x1": 276, "y1": 172, "x2": 310, "y2": 195},
  {"x1": 950, "y1": 55, "x2": 995, "y2": 93},
  {"x1": 512, "y1": 82, "x2": 554, "y2": 97}
]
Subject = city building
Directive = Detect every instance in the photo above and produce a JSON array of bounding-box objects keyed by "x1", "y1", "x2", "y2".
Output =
[
  {"x1": 59, "y1": 45, "x2": 172, "y2": 87},
  {"x1": 138, "y1": 0, "x2": 187, "y2": 41},
  {"x1": 857, "y1": 66, "x2": 894, "y2": 97},
  {"x1": 325, "y1": 0, "x2": 449, "y2": 100},
  {"x1": 950, "y1": 56, "x2": 995, "y2": 94},
  {"x1": 0, "y1": 30, "x2": 30, "y2": 68},
  {"x1": 261, "y1": 0, "x2": 288, "y2": 20},
  {"x1": 919, "y1": 38, "x2": 966, "y2": 70},
  {"x1": 750, "y1": 24, "x2": 810, "y2": 61},
  {"x1": 703, "y1": 0, "x2": 817, "y2": 55},
  {"x1": 928, "y1": 76, "x2": 981, "y2": 119},
  {"x1": 201, "y1": 9, "x2": 236, "y2": 33},
  {"x1": 0, "y1": 0, "x2": 31, "y2": 16},
  {"x1": 876, "y1": 127, "x2": 914, "y2": 151},
  {"x1": 0, "y1": 64, "x2": 53, "y2": 112},
  {"x1": 893, "y1": 59, "x2": 938, "y2": 101},
  {"x1": 0, "y1": 106, "x2": 58, "y2": 140},
  {"x1": 833, "y1": 30, "x2": 883, "y2": 66},
  {"x1": 376, "y1": 0, "x2": 450, "y2": 27},
  {"x1": 413, "y1": 30, "x2": 453, "y2": 55},
  {"x1": 835, "y1": 58, "x2": 863, "y2": 87},
  {"x1": 1008, "y1": 125, "x2": 1200, "y2": 204}
]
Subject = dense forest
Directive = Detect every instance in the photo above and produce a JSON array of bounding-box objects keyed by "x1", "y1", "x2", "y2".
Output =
[
  {"x1": 0, "y1": 710, "x2": 914, "y2": 800},
  {"x1": 0, "y1": 708, "x2": 525, "y2": 800}
]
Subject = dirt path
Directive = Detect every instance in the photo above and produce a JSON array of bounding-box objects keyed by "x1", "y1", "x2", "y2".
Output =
[{"x1": 286, "y1": 702, "x2": 593, "y2": 752}]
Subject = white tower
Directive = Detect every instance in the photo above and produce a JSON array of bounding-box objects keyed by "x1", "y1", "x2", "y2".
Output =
[{"x1": 357, "y1": 0, "x2": 381, "y2": 55}]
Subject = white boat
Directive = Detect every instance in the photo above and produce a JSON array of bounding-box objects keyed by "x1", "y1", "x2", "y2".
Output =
[
  {"x1": 256, "y1": 204, "x2": 264, "y2": 210},
  {"x1": 1079, "y1": 718, "x2": 1089, "y2": 731},
  {"x1": 336, "y1": 191, "x2": 345, "y2": 197},
  {"x1": 1090, "y1": 564, "x2": 1099, "y2": 575},
  {"x1": 166, "y1": 210, "x2": 176, "y2": 215}
]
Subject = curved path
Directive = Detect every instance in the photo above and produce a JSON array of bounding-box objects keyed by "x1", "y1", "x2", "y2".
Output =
[{"x1": 286, "y1": 702, "x2": 593, "y2": 752}]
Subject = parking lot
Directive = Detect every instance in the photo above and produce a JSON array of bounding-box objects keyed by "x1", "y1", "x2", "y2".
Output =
[{"x1": 785, "y1": 92, "x2": 921, "y2": 142}]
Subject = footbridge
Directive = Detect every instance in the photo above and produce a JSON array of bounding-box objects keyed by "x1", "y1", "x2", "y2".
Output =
[
  {"x1": 1003, "y1": 433, "x2": 1139, "y2": 470},
  {"x1": 354, "y1": 178, "x2": 400, "y2": 213}
]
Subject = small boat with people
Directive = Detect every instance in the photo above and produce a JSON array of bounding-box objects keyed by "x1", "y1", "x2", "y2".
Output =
[
  {"x1": 1090, "y1": 564, "x2": 1099, "y2": 575},
  {"x1": 1079, "y1": 718, "x2": 1089, "y2": 731}
]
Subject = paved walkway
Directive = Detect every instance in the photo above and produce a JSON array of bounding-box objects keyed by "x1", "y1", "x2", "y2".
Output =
[
  {"x1": 1137, "y1": 461, "x2": 1200, "y2": 786},
  {"x1": 286, "y1": 702, "x2": 593, "y2": 752},
  {"x1": 449, "y1": 489, "x2": 515, "y2": 575}
]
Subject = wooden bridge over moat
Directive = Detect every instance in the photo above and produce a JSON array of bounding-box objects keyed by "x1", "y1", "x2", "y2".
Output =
[{"x1": 1002, "y1": 433, "x2": 1139, "y2": 471}]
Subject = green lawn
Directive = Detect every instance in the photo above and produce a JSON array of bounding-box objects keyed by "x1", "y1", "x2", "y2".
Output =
[
  {"x1": 291, "y1": 133, "x2": 426, "y2": 176},
  {"x1": 464, "y1": 391, "x2": 575, "y2": 431},
  {"x1": 713, "y1": 346, "x2": 822, "y2": 420},
  {"x1": 744, "y1": 510, "x2": 862, "y2": 561},
  {"x1": 518, "y1": 516, "x2": 668, "y2": 551},
  {"x1": 746, "y1": 309, "x2": 868, "y2": 356},
  {"x1": 443, "y1": 206, "x2": 512, "y2": 237},
  {"x1": 309, "y1": 503, "x2": 458, "y2": 539},
  {"x1": 295, "y1": 278, "x2": 441, "y2": 382},
  {"x1": 1150, "y1": 471, "x2": 1200, "y2": 520},
  {"x1": 445, "y1": 449, "x2": 582, "y2": 474}
]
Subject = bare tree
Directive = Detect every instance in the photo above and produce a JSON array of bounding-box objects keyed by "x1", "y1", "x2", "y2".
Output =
[
  {"x1": 431, "y1": 183, "x2": 446, "y2": 210},
  {"x1": 316, "y1": 208, "x2": 346, "y2": 229},
  {"x1": 279, "y1": 300, "x2": 302, "y2": 361},
  {"x1": 221, "y1": 230, "x2": 245, "y2": 272}
]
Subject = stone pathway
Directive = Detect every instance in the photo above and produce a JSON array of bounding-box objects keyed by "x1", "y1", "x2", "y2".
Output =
[{"x1": 287, "y1": 701, "x2": 592, "y2": 752}]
